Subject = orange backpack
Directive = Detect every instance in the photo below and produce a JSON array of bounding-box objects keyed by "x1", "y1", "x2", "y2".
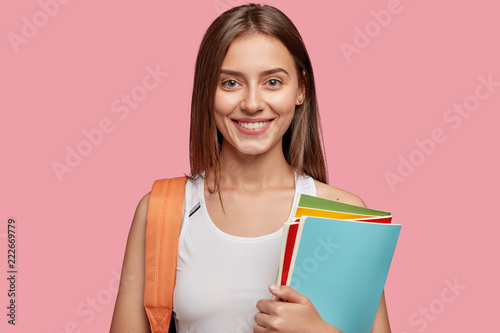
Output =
[{"x1": 144, "y1": 177, "x2": 187, "y2": 333}]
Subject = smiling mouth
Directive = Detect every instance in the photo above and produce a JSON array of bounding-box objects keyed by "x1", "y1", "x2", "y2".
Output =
[{"x1": 236, "y1": 121, "x2": 271, "y2": 129}]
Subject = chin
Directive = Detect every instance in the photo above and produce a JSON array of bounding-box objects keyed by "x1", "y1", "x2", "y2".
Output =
[
  {"x1": 221, "y1": 140, "x2": 267, "y2": 155},
  {"x1": 236, "y1": 147, "x2": 271, "y2": 156}
]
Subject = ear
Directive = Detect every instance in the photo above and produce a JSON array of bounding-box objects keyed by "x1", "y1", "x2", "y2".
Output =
[{"x1": 296, "y1": 69, "x2": 307, "y2": 105}]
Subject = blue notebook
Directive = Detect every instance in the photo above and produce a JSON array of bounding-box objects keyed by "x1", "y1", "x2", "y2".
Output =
[{"x1": 289, "y1": 216, "x2": 401, "y2": 333}]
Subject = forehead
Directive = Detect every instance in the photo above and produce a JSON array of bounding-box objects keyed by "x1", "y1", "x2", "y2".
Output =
[{"x1": 221, "y1": 34, "x2": 297, "y2": 76}]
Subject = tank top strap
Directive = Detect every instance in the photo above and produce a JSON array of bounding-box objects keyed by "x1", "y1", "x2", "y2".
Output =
[{"x1": 295, "y1": 172, "x2": 316, "y2": 197}]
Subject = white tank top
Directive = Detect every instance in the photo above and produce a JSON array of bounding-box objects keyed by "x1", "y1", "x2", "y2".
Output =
[{"x1": 173, "y1": 172, "x2": 316, "y2": 333}]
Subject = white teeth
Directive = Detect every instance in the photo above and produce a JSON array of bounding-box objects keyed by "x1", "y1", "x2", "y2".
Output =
[{"x1": 238, "y1": 121, "x2": 270, "y2": 129}]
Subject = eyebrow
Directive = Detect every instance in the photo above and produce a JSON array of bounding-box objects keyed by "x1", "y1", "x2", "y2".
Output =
[{"x1": 219, "y1": 67, "x2": 290, "y2": 78}]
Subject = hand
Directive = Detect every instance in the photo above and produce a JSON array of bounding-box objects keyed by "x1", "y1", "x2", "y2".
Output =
[{"x1": 254, "y1": 284, "x2": 343, "y2": 333}]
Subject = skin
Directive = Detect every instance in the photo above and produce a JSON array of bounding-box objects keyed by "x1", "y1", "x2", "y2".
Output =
[{"x1": 109, "y1": 33, "x2": 391, "y2": 332}]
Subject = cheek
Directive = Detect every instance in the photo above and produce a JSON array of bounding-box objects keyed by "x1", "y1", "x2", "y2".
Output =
[
  {"x1": 268, "y1": 93, "x2": 296, "y2": 117},
  {"x1": 214, "y1": 95, "x2": 230, "y2": 122},
  {"x1": 213, "y1": 98, "x2": 236, "y2": 136}
]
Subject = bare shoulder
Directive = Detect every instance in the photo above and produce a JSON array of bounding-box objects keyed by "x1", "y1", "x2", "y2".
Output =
[
  {"x1": 125, "y1": 191, "x2": 151, "y2": 238},
  {"x1": 313, "y1": 180, "x2": 367, "y2": 208},
  {"x1": 134, "y1": 192, "x2": 151, "y2": 224}
]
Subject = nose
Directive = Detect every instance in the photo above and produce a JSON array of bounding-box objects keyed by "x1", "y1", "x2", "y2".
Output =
[{"x1": 240, "y1": 84, "x2": 264, "y2": 113}]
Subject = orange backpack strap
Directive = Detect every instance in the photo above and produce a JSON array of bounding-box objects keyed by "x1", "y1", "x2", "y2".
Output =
[{"x1": 144, "y1": 176, "x2": 187, "y2": 333}]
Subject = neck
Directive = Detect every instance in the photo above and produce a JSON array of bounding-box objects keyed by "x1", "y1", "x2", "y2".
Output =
[{"x1": 209, "y1": 141, "x2": 295, "y2": 192}]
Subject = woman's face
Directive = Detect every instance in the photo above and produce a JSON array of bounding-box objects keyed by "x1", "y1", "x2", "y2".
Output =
[{"x1": 214, "y1": 33, "x2": 305, "y2": 158}]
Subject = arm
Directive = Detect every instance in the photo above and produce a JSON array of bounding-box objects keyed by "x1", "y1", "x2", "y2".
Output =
[
  {"x1": 110, "y1": 193, "x2": 152, "y2": 333},
  {"x1": 371, "y1": 291, "x2": 391, "y2": 333}
]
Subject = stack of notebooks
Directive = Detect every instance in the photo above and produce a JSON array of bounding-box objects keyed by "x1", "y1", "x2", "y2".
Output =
[{"x1": 275, "y1": 193, "x2": 401, "y2": 333}]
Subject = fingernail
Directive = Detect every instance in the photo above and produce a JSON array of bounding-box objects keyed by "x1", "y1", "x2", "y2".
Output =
[{"x1": 269, "y1": 284, "x2": 280, "y2": 291}]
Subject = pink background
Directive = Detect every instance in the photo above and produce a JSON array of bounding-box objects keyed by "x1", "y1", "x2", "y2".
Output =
[{"x1": 1, "y1": 0, "x2": 498, "y2": 332}]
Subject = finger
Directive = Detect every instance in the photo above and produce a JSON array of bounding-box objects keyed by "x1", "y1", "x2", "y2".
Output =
[
  {"x1": 253, "y1": 323, "x2": 266, "y2": 333},
  {"x1": 253, "y1": 311, "x2": 270, "y2": 328},
  {"x1": 256, "y1": 298, "x2": 274, "y2": 314},
  {"x1": 268, "y1": 284, "x2": 309, "y2": 304}
]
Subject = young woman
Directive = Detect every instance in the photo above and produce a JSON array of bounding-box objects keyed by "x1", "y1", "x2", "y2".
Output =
[{"x1": 110, "y1": 4, "x2": 391, "y2": 332}]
